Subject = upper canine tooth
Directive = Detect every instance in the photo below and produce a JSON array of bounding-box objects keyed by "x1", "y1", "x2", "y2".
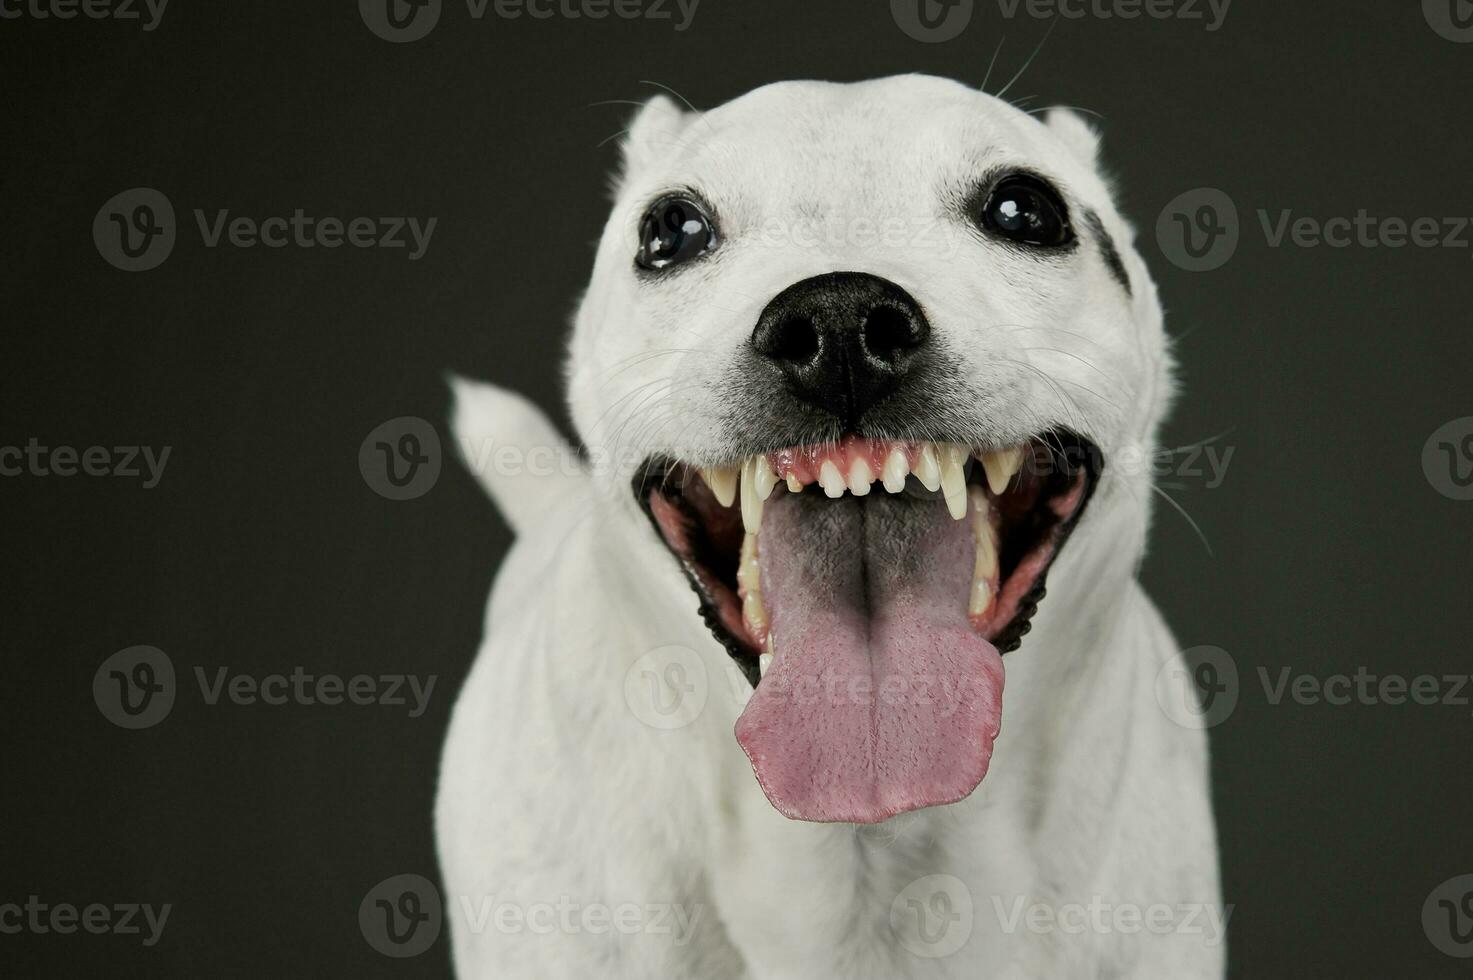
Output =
[
  {"x1": 914, "y1": 444, "x2": 942, "y2": 492},
  {"x1": 819, "y1": 460, "x2": 846, "y2": 498},
  {"x1": 939, "y1": 444, "x2": 968, "y2": 521},
  {"x1": 980, "y1": 446, "x2": 1026, "y2": 496},
  {"x1": 881, "y1": 447, "x2": 909, "y2": 493},
  {"x1": 753, "y1": 456, "x2": 780, "y2": 499},
  {"x1": 740, "y1": 457, "x2": 766, "y2": 533},
  {"x1": 847, "y1": 457, "x2": 874, "y2": 496},
  {"x1": 700, "y1": 466, "x2": 738, "y2": 508}
]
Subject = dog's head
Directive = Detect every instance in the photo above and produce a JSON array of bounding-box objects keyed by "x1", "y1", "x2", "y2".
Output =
[{"x1": 567, "y1": 75, "x2": 1171, "y2": 824}]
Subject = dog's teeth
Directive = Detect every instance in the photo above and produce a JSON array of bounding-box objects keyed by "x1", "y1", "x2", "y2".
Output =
[
  {"x1": 753, "y1": 455, "x2": 780, "y2": 499},
  {"x1": 738, "y1": 532, "x2": 762, "y2": 592},
  {"x1": 785, "y1": 472, "x2": 803, "y2": 493},
  {"x1": 914, "y1": 443, "x2": 943, "y2": 492},
  {"x1": 969, "y1": 486, "x2": 999, "y2": 617},
  {"x1": 848, "y1": 457, "x2": 874, "y2": 496},
  {"x1": 980, "y1": 446, "x2": 1027, "y2": 496},
  {"x1": 881, "y1": 448, "x2": 909, "y2": 493},
  {"x1": 940, "y1": 445, "x2": 968, "y2": 521},
  {"x1": 739, "y1": 532, "x2": 767, "y2": 634},
  {"x1": 700, "y1": 466, "x2": 738, "y2": 508},
  {"x1": 819, "y1": 460, "x2": 846, "y2": 498},
  {"x1": 740, "y1": 458, "x2": 765, "y2": 534},
  {"x1": 758, "y1": 652, "x2": 773, "y2": 677}
]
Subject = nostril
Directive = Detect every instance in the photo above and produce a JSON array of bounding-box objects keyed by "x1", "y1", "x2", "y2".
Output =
[
  {"x1": 862, "y1": 305, "x2": 924, "y2": 363},
  {"x1": 765, "y1": 315, "x2": 821, "y2": 365}
]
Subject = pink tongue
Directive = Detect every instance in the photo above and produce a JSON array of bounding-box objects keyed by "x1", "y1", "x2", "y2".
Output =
[{"x1": 735, "y1": 490, "x2": 1004, "y2": 824}]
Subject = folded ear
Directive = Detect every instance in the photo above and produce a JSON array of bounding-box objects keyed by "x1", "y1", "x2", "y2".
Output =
[
  {"x1": 1045, "y1": 108, "x2": 1102, "y2": 170},
  {"x1": 621, "y1": 94, "x2": 689, "y2": 178}
]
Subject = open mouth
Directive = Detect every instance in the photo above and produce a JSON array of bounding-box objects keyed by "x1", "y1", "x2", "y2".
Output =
[{"x1": 633, "y1": 434, "x2": 1101, "y2": 824}]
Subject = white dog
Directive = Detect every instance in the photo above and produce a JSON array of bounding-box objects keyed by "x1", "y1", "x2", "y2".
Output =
[{"x1": 437, "y1": 74, "x2": 1223, "y2": 979}]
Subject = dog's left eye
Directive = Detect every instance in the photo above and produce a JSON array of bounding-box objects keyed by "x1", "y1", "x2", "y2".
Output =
[
  {"x1": 977, "y1": 174, "x2": 1075, "y2": 248},
  {"x1": 636, "y1": 196, "x2": 718, "y2": 271}
]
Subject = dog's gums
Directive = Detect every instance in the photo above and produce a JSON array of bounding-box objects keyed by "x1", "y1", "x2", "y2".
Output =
[{"x1": 634, "y1": 434, "x2": 1099, "y2": 823}]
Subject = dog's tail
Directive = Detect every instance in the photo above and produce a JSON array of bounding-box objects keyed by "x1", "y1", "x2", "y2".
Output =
[{"x1": 448, "y1": 376, "x2": 587, "y2": 535}]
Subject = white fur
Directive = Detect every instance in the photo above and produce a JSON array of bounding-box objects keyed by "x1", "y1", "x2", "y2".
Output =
[{"x1": 437, "y1": 75, "x2": 1222, "y2": 978}]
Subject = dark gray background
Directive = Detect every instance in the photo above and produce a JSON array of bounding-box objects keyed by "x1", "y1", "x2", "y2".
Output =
[{"x1": 2, "y1": 0, "x2": 1470, "y2": 976}]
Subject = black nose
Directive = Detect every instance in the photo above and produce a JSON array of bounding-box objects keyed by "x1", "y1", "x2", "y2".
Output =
[{"x1": 751, "y1": 272, "x2": 932, "y2": 428}]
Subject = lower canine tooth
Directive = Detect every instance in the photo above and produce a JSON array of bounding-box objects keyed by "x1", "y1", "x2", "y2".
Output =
[
  {"x1": 819, "y1": 460, "x2": 846, "y2": 498},
  {"x1": 969, "y1": 487, "x2": 999, "y2": 617},
  {"x1": 740, "y1": 458, "x2": 765, "y2": 533},
  {"x1": 915, "y1": 444, "x2": 942, "y2": 492},
  {"x1": 700, "y1": 466, "x2": 738, "y2": 507},
  {"x1": 737, "y1": 533, "x2": 761, "y2": 592},
  {"x1": 940, "y1": 445, "x2": 968, "y2": 520}
]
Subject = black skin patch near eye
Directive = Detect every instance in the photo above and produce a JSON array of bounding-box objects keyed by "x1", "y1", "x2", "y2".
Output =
[{"x1": 1082, "y1": 209, "x2": 1132, "y2": 296}]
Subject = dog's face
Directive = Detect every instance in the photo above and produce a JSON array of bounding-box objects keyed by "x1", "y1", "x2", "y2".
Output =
[{"x1": 568, "y1": 75, "x2": 1171, "y2": 824}]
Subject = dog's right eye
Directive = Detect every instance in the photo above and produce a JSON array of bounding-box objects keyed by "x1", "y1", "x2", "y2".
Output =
[{"x1": 636, "y1": 196, "x2": 718, "y2": 271}]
